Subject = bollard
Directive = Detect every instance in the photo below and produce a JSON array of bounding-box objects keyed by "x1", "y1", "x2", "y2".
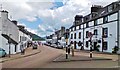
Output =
[
  {"x1": 66, "y1": 53, "x2": 68, "y2": 59},
  {"x1": 66, "y1": 47, "x2": 68, "y2": 59},
  {"x1": 90, "y1": 52, "x2": 92, "y2": 58},
  {"x1": 90, "y1": 47, "x2": 92, "y2": 58}
]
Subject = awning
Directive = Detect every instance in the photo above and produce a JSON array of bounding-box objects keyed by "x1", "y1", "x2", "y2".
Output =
[{"x1": 1, "y1": 34, "x2": 18, "y2": 45}]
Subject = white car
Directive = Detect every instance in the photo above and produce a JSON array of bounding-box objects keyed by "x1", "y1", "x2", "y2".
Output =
[
  {"x1": 57, "y1": 43, "x2": 63, "y2": 49},
  {"x1": 51, "y1": 43, "x2": 57, "y2": 48}
]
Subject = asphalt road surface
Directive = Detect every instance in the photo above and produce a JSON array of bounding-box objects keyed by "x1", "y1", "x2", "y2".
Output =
[
  {"x1": 2, "y1": 45, "x2": 119, "y2": 69},
  {"x1": 2, "y1": 45, "x2": 65, "y2": 68}
]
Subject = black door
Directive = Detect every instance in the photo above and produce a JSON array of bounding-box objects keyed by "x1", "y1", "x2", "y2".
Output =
[
  {"x1": 74, "y1": 41, "x2": 77, "y2": 49},
  {"x1": 93, "y1": 42, "x2": 97, "y2": 51}
]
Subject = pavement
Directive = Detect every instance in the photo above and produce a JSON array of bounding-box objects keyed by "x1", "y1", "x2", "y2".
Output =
[
  {"x1": 50, "y1": 48, "x2": 118, "y2": 62},
  {"x1": 53, "y1": 54, "x2": 112, "y2": 62},
  {"x1": 0, "y1": 46, "x2": 41, "y2": 63},
  {"x1": 62, "y1": 48, "x2": 119, "y2": 61}
]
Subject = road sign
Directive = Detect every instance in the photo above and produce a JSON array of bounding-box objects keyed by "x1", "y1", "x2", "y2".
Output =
[{"x1": 88, "y1": 32, "x2": 93, "y2": 38}]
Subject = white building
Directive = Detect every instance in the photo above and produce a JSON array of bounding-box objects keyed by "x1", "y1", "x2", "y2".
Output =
[
  {"x1": 17, "y1": 25, "x2": 32, "y2": 53},
  {"x1": 0, "y1": 10, "x2": 32, "y2": 55},
  {"x1": 0, "y1": 10, "x2": 19, "y2": 54},
  {"x1": 69, "y1": 1, "x2": 120, "y2": 53}
]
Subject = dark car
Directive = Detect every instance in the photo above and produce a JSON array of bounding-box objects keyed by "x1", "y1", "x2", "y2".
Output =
[
  {"x1": 57, "y1": 42, "x2": 63, "y2": 49},
  {"x1": 33, "y1": 42, "x2": 38, "y2": 49}
]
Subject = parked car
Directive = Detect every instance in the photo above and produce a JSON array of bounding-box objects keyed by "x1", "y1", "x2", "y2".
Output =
[
  {"x1": 33, "y1": 42, "x2": 38, "y2": 49},
  {"x1": 50, "y1": 43, "x2": 57, "y2": 48},
  {"x1": 57, "y1": 44, "x2": 63, "y2": 49},
  {"x1": 33, "y1": 44, "x2": 37, "y2": 49},
  {"x1": 57, "y1": 42, "x2": 63, "y2": 49},
  {"x1": 0, "y1": 48, "x2": 7, "y2": 57}
]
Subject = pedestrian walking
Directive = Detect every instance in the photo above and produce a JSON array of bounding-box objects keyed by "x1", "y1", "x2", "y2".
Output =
[{"x1": 20, "y1": 42, "x2": 24, "y2": 55}]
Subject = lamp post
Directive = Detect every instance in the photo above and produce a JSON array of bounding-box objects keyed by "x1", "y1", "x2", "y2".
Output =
[{"x1": 8, "y1": 34, "x2": 12, "y2": 57}]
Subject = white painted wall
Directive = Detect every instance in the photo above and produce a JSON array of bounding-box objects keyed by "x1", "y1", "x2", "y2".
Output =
[
  {"x1": 69, "y1": 12, "x2": 118, "y2": 53},
  {"x1": 0, "y1": 11, "x2": 19, "y2": 54}
]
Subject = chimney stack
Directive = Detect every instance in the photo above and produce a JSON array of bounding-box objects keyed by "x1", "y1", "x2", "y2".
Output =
[{"x1": 12, "y1": 20, "x2": 17, "y2": 25}]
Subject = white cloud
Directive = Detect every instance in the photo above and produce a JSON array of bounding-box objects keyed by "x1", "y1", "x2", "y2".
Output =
[
  {"x1": 25, "y1": 16, "x2": 37, "y2": 22},
  {"x1": 1, "y1": 0, "x2": 118, "y2": 37},
  {"x1": 26, "y1": 28, "x2": 38, "y2": 34}
]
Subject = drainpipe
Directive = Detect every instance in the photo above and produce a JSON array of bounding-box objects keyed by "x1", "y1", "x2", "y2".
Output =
[
  {"x1": 117, "y1": 11, "x2": 119, "y2": 54},
  {"x1": 83, "y1": 24, "x2": 85, "y2": 50},
  {"x1": 118, "y1": 10, "x2": 120, "y2": 69}
]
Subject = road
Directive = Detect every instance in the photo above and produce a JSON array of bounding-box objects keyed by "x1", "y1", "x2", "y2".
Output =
[
  {"x1": 2, "y1": 45, "x2": 65, "y2": 68},
  {"x1": 2, "y1": 45, "x2": 119, "y2": 69}
]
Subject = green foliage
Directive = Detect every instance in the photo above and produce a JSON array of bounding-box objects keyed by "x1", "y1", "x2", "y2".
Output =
[{"x1": 31, "y1": 34, "x2": 45, "y2": 41}]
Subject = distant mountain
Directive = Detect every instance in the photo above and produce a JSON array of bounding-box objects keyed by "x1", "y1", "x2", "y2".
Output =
[{"x1": 31, "y1": 34, "x2": 45, "y2": 41}]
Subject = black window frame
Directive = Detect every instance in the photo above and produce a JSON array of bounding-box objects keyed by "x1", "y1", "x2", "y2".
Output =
[
  {"x1": 102, "y1": 28, "x2": 108, "y2": 38},
  {"x1": 86, "y1": 22, "x2": 89, "y2": 28},
  {"x1": 79, "y1": 32, "x2": 81, "y2": 39},
  {"x1": 86, "y1": 31, "x2": 89, "y2": 38},
  {"x1": 74, "y1": 33, "x2": 76, "y2": 39},
  {"x1": 71, "y1": 34, "x2": 73, "y2": 39},
  {"x1": 86, "y1": 41, "x2": 89, "y2": 48}
]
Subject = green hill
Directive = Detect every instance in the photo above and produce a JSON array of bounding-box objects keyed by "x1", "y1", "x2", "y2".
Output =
[{"x1": 31, "y1": 34, "x2": 45, "y2": 41}]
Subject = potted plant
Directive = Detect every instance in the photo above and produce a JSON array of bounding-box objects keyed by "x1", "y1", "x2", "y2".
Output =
[{"x1": 112, "y1": 46, "x2": 119, "y2": 54}]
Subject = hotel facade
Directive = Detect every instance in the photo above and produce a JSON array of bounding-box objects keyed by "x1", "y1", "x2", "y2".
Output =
[{"x1": 68, "y1": 1, "x2": 120, "y2": 53}]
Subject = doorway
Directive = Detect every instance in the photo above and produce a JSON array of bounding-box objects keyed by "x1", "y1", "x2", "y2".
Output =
[
  {"x1": 93, "y1": 42, "x2": 97, "y2": 51},
  {"x1": 74, "y1": 41, "x2": 77, "y2": 49}
]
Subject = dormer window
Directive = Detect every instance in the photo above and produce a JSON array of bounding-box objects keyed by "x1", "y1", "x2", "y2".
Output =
[{"x1": 108, "y1": 5, "x2": 113, "y2": 12}]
